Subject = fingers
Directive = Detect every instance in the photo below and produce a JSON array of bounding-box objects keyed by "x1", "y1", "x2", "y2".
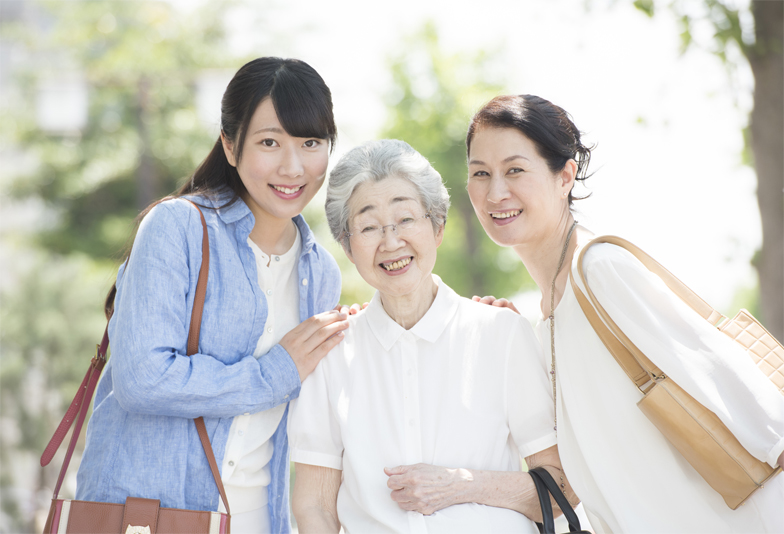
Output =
[
  {"x1": 334, "y1": 302, "x2": 369, "y2": 315},
  {"x1": 384, "y1": 465, "x2": 407, "y2": 476}
]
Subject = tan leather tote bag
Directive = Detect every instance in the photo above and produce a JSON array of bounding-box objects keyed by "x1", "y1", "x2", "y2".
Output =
[{"x1": 570, "y1": 235, "x2": 783, "y2": 509}]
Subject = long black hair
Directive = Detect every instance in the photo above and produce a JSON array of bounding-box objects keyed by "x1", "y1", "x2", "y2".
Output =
[{"x1": 105, "y1": 57, "x2": 337, "y2": 318}]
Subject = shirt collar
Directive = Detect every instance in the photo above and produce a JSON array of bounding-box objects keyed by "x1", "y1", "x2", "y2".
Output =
[
  {"x1": 365, "y1": 274, "x2": 460, "y2": 351},
  {"x1": 199, "y1": 189, "x2": 316, "y2": 255}
]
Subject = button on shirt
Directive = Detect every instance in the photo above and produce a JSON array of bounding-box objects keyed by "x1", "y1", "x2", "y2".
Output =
[
  {"x1": 218, "y1": 227, "x2": 302, "y2": 517},
  {"x1": 289, "y1": 276, "x2": 556, "y2": 534}
]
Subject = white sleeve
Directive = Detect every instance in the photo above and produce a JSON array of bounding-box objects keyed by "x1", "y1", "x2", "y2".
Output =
[
  {"x1": 287, "y1": 352, "x2": 344, "y2": 470},
  {"x1": 507, "y1": 314, "x2": 558, "y2": 458},
  {"x1": 582, "y1": 243, "x2": 784, "y2": 467}
]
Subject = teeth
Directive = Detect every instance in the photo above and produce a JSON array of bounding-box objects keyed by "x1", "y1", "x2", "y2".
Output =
[
  {"x1": 490, "y1": 210, "x2": 522, "y2": 219},
  {"x1": 273, "y1": 185, "x2": 302, "y2": 194},
  {"x1": 382, "y1": 257, "x2": 412, "y2": 271}
]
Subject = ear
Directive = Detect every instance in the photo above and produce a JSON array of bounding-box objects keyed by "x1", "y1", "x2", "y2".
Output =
[
  {"x1": 342, "y1": 241, "x2": 356, "y2": 265},
  {"x1": 434, "y1": 224, "x2": 445, "y2": 249},
  {"x1": 221, "y1": 131, "x2": 237, "y2": 167},
  {"x1": 559, "y1": 159, "x2": 577, "y2": 197}
]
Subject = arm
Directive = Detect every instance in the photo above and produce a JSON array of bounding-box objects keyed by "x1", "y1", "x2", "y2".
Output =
[
  {"x1": 110, "y1": 200, "x2": 347, "y2": 418},
  {"x1": 385, "y1": 445, "x2": 578, "y2": 522},
  {"x1": 582, "y1": 244, "x2": 784, "y2": 468},
  {"x1": 292, "y1": 463, "x2": 341, "y2": 534}
]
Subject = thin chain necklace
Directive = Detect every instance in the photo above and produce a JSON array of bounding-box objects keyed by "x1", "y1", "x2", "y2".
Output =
[{"x1": 549, "y1": 220, "x2": 578, "y2": 434}]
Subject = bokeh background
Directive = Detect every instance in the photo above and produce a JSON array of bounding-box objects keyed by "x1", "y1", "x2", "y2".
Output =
[{"x1": 1, "y1": 0, "x2": 781, "y2": 532}]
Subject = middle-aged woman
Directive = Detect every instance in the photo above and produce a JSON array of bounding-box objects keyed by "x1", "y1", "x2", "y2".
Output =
[
  {"x1": 462, "y1": 94, "x2": 784, "y2": 533},
  {"x1": 75, "y1": 57, "x2": 349, "y2": 534},
  {"x1": 288, "y1": 139, "x2": 579, "y2": 533}
]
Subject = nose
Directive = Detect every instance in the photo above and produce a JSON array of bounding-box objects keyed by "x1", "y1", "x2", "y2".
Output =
[
  {"x1": 487, "y1": 175, "x2": 511, "y2": 204},
  {"x1": 279, "y1": 147, "x2": 305, "y2": 178},
  {"x1": 379, "y1": 225, "x2": 405, "y2": 250}
]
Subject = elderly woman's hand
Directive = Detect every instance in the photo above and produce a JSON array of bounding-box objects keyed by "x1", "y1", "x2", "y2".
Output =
[
  {"x1": 384, "y1": 464, "x2": 473, "y2": 515},
  {"x1": 471, "y1": 295, "x2": 520, "y2": 315}
]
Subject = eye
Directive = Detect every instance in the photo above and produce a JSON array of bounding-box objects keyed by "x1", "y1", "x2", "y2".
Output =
[
  {"x1": 260, "y1": 138, "x2": 278, "y2": 147},
  {"x1": 360, "y1": 225, "x2": 379, "y2": 234},
  {"x1": 508, "y1": 167, "x2": 524, "y2": 175},
  {"x1": 399, "y1": 217, "x2": 415, "y2": 226},
  {"x1": 471, "y1": 170, "x2": 490, "y2": 178},
  {"x1": 303, "y1": 139, "x2": 321, "y2": 148}
]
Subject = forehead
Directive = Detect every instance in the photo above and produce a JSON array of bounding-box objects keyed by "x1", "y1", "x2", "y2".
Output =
[
  {"x1": 348, "y1": 176, "x2": 423, "y2": 219},
  {"x1": 468, "y1": 126, "x2": 538, "y2": 162},
  {"x1": 246, "y1": 97, "x2": 283, "y2": 134}
]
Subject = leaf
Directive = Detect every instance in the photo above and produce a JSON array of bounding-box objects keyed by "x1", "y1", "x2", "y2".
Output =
[{"x1": 633, "y1": 0, "x2": 655, "y2": 17}]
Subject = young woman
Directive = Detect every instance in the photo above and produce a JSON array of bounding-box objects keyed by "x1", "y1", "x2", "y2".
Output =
[
  {"x1": 463, "y1": 94, "x2": 784, "y2": 533},
  {"x1": 75, "y1": 57, "x2": 349, "y2": 534}
]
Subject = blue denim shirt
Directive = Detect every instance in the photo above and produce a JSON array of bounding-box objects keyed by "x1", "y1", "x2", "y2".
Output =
[{"x1": 76, "y1": 192, "x2": 341, "y2": 534}]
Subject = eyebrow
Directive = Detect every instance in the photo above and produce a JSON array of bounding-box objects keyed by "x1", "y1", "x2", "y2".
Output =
[
  {"x1": 355, "y1": 196, "x2": 417, "y2": 216},
  {"x1": 250, "y1": 127, "x2": 285, "y2": 136},
  {"x1": 468, "y1": 155, "x2": 530, "y2": 166}
]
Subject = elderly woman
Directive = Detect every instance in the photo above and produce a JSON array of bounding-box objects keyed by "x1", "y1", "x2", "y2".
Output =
[{"x1": 288, "y1": 139, "x2": 576, "y2": 533}]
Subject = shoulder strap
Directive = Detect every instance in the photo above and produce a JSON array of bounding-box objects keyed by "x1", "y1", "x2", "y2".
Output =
[
  {"x1": 41, "y1": 198, "x2": 230, "y2": 515},
  {"x1": 569, "y1": 235, "x2": 729, "y2": 393}
]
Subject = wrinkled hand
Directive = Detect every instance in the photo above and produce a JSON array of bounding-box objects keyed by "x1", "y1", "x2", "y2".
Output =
[
  {"x1": 384, "y1": 463, "x2": 473, "y2": 515},
  {"x1": 471, "y1": 295, "x2": 520, "y2": 315},
  {"x1": 334, "y1": 302, "x2": 369, "y2": 315},
  {"x1": 279, "y1": 310, "x2": 349, "y2": 382}
]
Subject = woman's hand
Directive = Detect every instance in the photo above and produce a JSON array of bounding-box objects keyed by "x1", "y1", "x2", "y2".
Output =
[
  {"x1": 279, "y1": 310, "x2": 349, "y2": 382},
  {"x1": 384, "y1": 464, "x2": 473, "y2": 515},
  {"x1": 334, "y1": 302, "x2": 369, "y2": 315},
  {"x1": 471, "y1": 295, "x2": 520, "y2": 315}
]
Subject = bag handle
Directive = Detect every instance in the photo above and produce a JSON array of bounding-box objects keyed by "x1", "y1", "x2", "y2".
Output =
[
  {"x1": 41, "y1": 198, "x2": 230, "y2": 516},
  {"x1": 529, "y1": 467, "x2": 588, "y2": 534}
]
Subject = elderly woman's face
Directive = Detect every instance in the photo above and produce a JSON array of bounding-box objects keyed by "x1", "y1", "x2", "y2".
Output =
[{"x1": 346, "y1": 176, "x2": 443, "y2": 299}]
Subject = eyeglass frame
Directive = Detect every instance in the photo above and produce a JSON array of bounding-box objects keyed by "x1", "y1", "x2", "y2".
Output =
[{"x1": 345, "y1": 213, "x2": 433, "y2": 243}]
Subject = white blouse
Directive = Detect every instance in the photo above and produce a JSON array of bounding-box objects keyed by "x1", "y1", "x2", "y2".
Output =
[
  {"x1": 289, "y1": 276, "x2": 556, "y2": 534},
  {"x1": 218, "y1": 228, "x2": 302, "y2": 524},
  {"x1": 538, "y1": 242, "x2": 784, "y2": 533}
]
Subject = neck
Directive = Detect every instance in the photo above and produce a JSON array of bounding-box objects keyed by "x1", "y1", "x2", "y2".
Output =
[
  {"x1": 379, "y1": 275, "x2": 439, "y2": 330},
  {"x1": 512, "y1": 214, "x2": 580, "y2": 318},
  {"x1": 245, "y1": 196, "x2": 297, "y2": 255}
]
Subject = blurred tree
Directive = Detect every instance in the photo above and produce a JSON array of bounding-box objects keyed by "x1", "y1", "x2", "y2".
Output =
[
  {"x1": 632, "y1": 0, "x2": 783, "y2": 339},
  {"x1": 381, "y1": 23, "x2": 535, "y2": 299},
  {"x1": 5, "y1": 0, "x2": 244, "y2": 260}
]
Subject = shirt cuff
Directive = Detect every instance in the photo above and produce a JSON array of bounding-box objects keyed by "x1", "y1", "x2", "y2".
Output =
[
  {"x1": 766, "y1": 434, "x2": 784, "y2": 468},
  {"x1": 291, "y1": 449, "x2": 343, "y2": 470},
  {"x1": 261, "y1": 344, "x2": 302, "y2": 404},
  {"x1": 517, "y1": 432, "x2": 558, "y2": 459}
]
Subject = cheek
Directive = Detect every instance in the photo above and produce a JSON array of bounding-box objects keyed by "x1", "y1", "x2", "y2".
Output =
[{"x1": 309, "y1": 151, "x2": 329, "y2": 178}]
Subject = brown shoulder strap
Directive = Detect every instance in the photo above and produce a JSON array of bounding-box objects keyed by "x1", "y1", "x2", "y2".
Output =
[{"x1": 42, "y1": 198, "x2": 230, "y2": 515}]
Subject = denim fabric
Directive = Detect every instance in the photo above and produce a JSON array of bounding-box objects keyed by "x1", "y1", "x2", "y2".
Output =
[{"x1": 75, "y1": 191, "x2": 341, "y2": 534}]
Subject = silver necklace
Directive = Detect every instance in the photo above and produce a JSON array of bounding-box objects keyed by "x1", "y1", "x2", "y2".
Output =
[{"x1": 549, "y1": 220, "x2": 578, "y2": 433}]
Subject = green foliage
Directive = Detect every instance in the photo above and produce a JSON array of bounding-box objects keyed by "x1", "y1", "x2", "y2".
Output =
[
  {"x1": 5, "y1": 1, "x2": 245, "y2": 259},
  {"x1": 633, "y1": 0, "x2": 655, "y2": 17},
  {"x1": 380, "y1": 23, "x2": 535, "y2": 299}
]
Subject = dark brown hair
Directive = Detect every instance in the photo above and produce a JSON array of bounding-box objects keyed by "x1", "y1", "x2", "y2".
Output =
[
  {"x1": 105, "y1": 57, "x2": 336, "y2": 319},
  {"x1": 466, "y1": 94, "x2": 593, "y2": 203}
]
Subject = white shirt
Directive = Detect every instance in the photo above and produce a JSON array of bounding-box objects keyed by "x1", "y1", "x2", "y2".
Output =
[
  {"x1": 537, "y1": 242, "x2": 784, "y2": 533},
  {"x1": 218, "y1": 227, "x2": 302, "y2": 519},
  {"x1": 289, "y1": 275, "x2": 556, "y2": 534}
]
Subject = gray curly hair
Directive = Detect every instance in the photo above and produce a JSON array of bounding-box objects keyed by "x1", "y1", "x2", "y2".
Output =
[{"x1": 325, "y1": 139, "x2": 450, "y2": 252}]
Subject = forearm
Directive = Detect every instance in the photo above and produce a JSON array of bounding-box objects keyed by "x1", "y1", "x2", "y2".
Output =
[
  {"x1": 292, "y1": 463, "x2": 341, "y2": 534},
  {"x1": 461, "y1": 469, "x2": 543, "y2": 521}
]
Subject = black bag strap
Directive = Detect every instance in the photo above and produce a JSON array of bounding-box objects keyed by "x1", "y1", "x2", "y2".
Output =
[{"x1": 530, "y1": 467, "x2": 589, "y2": 534}]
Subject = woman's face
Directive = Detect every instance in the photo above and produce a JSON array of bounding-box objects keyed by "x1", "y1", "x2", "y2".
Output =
[
  {"x1": 345, "y1": 176, "x2": 443, "y2": 299},
  {"x1": 222, "y1": 97, "x2": 329, "y2": 223},
  {"x1": 467, "y1": 126, "x2": 573, "y2": 248}
]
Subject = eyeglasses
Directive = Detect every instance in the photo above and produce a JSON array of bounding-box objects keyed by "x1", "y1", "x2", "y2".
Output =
[{"x1": 347, "y1": 214, "x2": 432, "y2": 244}]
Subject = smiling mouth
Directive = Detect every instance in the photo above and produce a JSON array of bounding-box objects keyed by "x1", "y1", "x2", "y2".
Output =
[
  {"x1": 271, "y1": 184, "x2": 303, "y2": 195},
  {"x1": 381, "y1": 257, "x2": 412, "y2": 271},
  {"x1": 490, "y1": 210, "x2": 522, "y2": 219}
]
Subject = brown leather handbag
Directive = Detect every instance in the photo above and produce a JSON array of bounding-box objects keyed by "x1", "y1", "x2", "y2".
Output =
[
  {"x1": 570, "y1": 235, "x2": 783, "y2": 510},
  {"x1": 40, "y1": 200, "x2": 232, "y2": 533}
]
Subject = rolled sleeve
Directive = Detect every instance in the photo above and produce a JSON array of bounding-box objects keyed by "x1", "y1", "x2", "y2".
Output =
[{"x1": 288, "y1": 354, "x2": 344, "y2": 470}]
